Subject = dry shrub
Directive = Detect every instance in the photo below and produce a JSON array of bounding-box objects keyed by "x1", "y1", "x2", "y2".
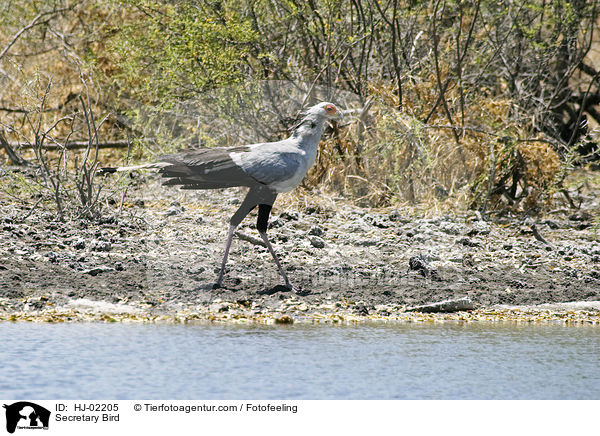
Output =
[
  {"x1": 302, "y1": 81, "x2": 564, "y2": 215},
  {"x1": 469, "y1": 139, "x2": 562, "y2": 214},
  {"x1": 517, "y1": 142, "x2": 562, "y2": 191},
  {"x1": 0, "y1": 4, "x2": 123, "y2": 153}
]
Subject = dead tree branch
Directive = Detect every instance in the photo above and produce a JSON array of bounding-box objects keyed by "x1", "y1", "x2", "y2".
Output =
[
  {"x1": 0, "y1": 7, "x2": 70, "y2": 62},
  {"x1": 13, "y1": 140, "x2": 131, "y2": 150}
]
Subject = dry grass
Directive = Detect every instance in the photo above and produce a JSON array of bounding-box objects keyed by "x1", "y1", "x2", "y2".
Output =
[
  {"x1": 0, "y1": 9, "x2": 573, "y2": 217},
  {"x1": 299, "y1": 81, "x2": 565, "y2": 214}
]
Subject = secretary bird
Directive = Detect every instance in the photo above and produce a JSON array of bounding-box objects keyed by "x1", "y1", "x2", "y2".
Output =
[{"x1": 102, "y1": 102, "x2": 342, "y2": 292}]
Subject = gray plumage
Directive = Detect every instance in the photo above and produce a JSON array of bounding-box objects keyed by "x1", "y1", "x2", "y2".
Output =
[
  {"x1": 160, "y1": 146, "x2": 254, "y2": 189},
  {"x1": 103, "y1": 102, "x2": 343, "y2": 292},
  {"x1": 158, "y1": 103, "x2": 337, "y2": 194}
]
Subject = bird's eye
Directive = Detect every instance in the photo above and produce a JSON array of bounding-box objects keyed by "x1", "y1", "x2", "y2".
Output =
[{"x1": 325, "y1": 105, "x2": 335, "y2": 113}]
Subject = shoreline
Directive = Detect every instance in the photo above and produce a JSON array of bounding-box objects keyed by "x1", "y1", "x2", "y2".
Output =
[
  {"x1": 2, "y1": 298, "x2": 599, "y2": 325},
  {"x1": 2, "y1": 175, "x2": 599, "y2": 324}
]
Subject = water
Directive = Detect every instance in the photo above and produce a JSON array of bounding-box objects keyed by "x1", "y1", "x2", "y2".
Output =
[{"x1": 1, "y1": 322, "x2": 598, "y2": 399}]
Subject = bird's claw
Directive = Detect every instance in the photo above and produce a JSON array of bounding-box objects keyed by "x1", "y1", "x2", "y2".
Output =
[{"x1": 287, "y1": 283, "x2": 311, "y2": 296}]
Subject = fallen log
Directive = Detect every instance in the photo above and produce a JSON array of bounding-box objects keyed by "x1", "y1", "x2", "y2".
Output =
[{"x1": 406, "y1": 297, "x2": 475, "y2": 313}]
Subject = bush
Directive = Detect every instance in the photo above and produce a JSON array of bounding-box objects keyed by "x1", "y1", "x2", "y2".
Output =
[{"x1": 2, "y1": 0, "x2": 599, "y2": 216}]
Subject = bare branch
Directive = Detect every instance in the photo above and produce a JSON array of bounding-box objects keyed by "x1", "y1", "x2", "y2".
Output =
[
  {"x1": 10, "y1": 140, "x2": 132, "y2": 151},
  {"x1": 0, "y1": 7, "x2": 70, "y2": 62}
]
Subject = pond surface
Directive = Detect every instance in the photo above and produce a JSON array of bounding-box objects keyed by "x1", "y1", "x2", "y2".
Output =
[{"x1": 1, "y1": 322, "x2": 598, "y2": 399}]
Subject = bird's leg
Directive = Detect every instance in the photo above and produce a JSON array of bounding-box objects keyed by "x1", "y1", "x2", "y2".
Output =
[
  {"x1": 214, "y1": 195, "x2": 257, "y2": 288},
  {"x1": 215, "y1": 224, "x2": 236, "y2": 288},
  {"x1": 257, "y1": 204, "x2": 292, "y2": 289},
  {"x1": 259, "y1": 232, "x2": 292, "y2": 289}
]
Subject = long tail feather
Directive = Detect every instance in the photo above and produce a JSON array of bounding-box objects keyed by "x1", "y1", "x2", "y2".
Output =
[{"x1": 97, "y1": 162, "x2": 171, "y2": 175}]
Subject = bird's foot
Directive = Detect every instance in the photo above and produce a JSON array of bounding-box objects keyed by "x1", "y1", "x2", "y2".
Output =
[
  {"x1": 212, "y1": 281, "x2": 223, "y2": 290},
  {"x1": 287, "y1": 283, "x2": 311, "y2": 296}
]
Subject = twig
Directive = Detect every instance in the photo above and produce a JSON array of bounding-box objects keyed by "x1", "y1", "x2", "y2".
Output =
[
  {"x1": 430, "y1": 0, "x2": 463, "y2": 155},
  {"x1": 0, "y1": 8, "x2": 69, "y2": 62},
  {"x1": 481, "y1": 141, "x2": 497, "y2": 219},
  {"x1": 373, "y1": 0, "x2": 402, "y2": 110},
  {"x1": 235, "y1": 231, "x2": 267, "y2": 247},
  {"x1": 12, "y1": 140, "x2": 133, "y2": 150},
  {"x1": 118, "y1": 132, "x2": 133, "y2": 217},
  {"x1": 0, "y1": 131, "x2": 28, "y2": 165},
  {"x1": 421, "y1": 124, "x2": 562, "y2": 148},
  {"x1": 0, "y1": 92, "x2": 78, "y2": 114},
  {"x1": 20, "y1": 197, "x2": 43, "y2": 221},
  {"x1": 560, "y1": 189, "x2": 578, "y2": 210},
  {"x1": 530, "y1": 223, "x2": 552, "y2": 247}
]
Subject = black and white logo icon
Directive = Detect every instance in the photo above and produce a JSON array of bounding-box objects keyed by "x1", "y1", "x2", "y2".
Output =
[{"x1": 3, "y1": 402, "x2": 50, "y2": 434}]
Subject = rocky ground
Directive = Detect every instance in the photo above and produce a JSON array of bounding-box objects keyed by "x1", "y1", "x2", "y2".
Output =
[{"x1": 1, "y1": 170, "x2": 599, "y2": 324}]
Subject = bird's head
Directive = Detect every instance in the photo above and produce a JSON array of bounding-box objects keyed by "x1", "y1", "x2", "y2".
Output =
[
  {"x1": 306, "y1": 102, "x2": 343, "y2": 120},
  {"x1": 291, "y1": 102, "x2": 343, "y2": 138}
]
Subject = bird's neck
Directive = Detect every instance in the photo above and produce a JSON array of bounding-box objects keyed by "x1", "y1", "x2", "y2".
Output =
[{"x1": 291, "y1": 114, "x2": 326, "y2": 145}]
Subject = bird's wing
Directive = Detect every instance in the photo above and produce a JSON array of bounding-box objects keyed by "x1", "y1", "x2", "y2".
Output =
[
  {"x1": 230, "y1": 140, "x2": 304, "y2": 186},
  {"x1": 158, "y1": 146, "x2": 261, "y2": 189},
  {"x1": 159, "y1": 139, "x2": 306, "y2": 190}
]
